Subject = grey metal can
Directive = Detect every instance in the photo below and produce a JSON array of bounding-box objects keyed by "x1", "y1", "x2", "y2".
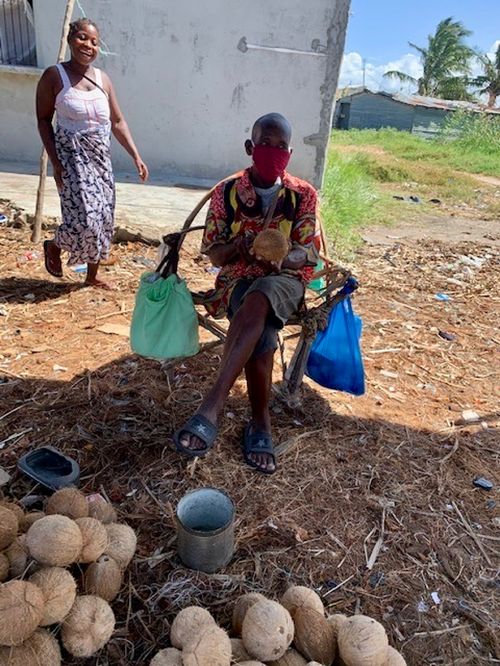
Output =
[{"x1": 176, "y1": 487, "x2": 235, "y2": 573}]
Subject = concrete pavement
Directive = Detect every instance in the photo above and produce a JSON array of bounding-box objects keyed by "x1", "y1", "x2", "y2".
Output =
[{"x1": 0, "y1": 161, "x2": 211, "y2": 242}]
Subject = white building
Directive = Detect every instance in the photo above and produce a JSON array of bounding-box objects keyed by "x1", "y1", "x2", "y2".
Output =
[{"x1": 0, "y1": 0, "x2": 350, "y2": 187}]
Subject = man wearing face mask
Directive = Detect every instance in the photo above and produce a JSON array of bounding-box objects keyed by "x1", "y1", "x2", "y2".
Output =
[{"x1": 173, "y1": 113, "x2": 319, "y2": 474}]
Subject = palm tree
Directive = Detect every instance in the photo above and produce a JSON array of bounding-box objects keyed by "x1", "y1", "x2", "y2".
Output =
[
  {"x1": 384, "y1": 18, "x2": 475, "y2": 100},
  {"x1": 471, "y1": 44, "x2": 500, "y2": 108}
]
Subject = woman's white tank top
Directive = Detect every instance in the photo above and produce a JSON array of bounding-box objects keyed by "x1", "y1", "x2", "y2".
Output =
[{"x1": 55, "y1": 63, "x2": 110, "y2": 133}]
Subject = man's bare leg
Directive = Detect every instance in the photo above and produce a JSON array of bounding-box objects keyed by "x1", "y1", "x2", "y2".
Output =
[
  {"x1": 244, "y1": 349, "x2": 276, "y2": 472},
  {"x1": 179, "y1": 291, "x2": 270, "y2": 451}
]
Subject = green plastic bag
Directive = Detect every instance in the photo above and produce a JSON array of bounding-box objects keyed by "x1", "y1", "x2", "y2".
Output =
[{"x1": 130, "y1": 272, "x2": 200, "y2": 360}]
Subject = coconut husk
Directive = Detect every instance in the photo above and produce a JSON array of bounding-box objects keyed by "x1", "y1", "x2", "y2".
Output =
[
  {"x1": 0, "y1": 628, "x2": 61, "y2": 665},
  {"x1": 170, "y1": 606, "x2": 215, "y2": 649},
  {"x1": 183, "y1": 624, "x2": 231, "y2": 666},
  {"x1": 0, "y1": 553, "x2": 9, "y2": 582},
  {"x1": 293, "y1": 607, "x2": 336, "y2": 665},
  {"x1": 252, "y1": 229, "x2": 289, "y2": 263},
  {"x1": 61, "y1": 595, "x2": 115, "y2": 657},
  {"x1": 0, "y1": 580, "x2": 45, "y2": 646},
  {"x1": 28, "y1": 567, "x2": 77, "y2": 626},
  {"x1": 76, "y1": 517, "x2": 109, "y2": 563},
  {"x1": 268, "y1": 648, "x2": 308, "y2": 665},
  {"x1": 0, "y1": 506, "x2": 18, "y2": 551},
  {"x1": 338, "y1": 616, "x2": 388, "y2": 666},
  {"x1": 242, "y1": 599, "x2": 294, "y2": 662},
  {"x1": 26, "y1": 515, "x2": 82, "y2": 567},
  {"x1": 82, "y1": 555, "x2": 123, "y2": 602},
  {"x1": 150, "y1": 647, "x2": 183, "y2": 665},
  {"x1": 232, "y1": 592, "x2": 267, "y2": 636},
  {"x1": 103, "y1": 523, "x2": 137, "y2": 569},
  {"x1": 281, "y1": 586, "x2": 324, "y2": 618},
  {"x1": 19, "y1": 512, "x2": 45, "y2": 533},
  {"x1": 87, "y1": 494, "x2": 117, "y2": 524},
  {"x1": 45, "y1": 488, "x2": 89, "y2": 520}
]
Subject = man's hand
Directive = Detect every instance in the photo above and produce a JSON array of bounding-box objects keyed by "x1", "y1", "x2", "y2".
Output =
[{"x1": 233, "y1": 236, "x2": 254, "y2": 264}]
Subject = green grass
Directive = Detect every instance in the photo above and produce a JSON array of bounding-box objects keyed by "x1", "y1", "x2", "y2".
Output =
[
  {"x1": 320, "y1": 150, "x2": 392, "y2": 254},
  {"x1": 330, "y1": 113, "x2": 500, "y2": 177},
  {"x1": 321, "y1": 115, "x2": 499, "y2": 251}
]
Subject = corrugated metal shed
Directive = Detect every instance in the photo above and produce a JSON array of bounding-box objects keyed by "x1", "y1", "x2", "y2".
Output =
[{"x1": 333, "y1": 88, "x2": 500, "y2": 136}]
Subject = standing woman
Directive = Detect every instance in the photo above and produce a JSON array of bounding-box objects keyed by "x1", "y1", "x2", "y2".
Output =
[{"x1": 37, "y1": 18, "x2": 148, "y2": 288}]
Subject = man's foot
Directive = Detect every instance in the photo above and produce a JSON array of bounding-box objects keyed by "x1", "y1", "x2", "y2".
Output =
[
  {"x1": 43, "y1": 240, "x2": 63, "y2": 278},
  {"x1": 242, "y1": 422, "x2": 276, "y2": 474},
  {"x1": 83, "y1": 277, "x2": 116, "y2": 290},
  {"x1": 174, "y1": 412, "x2": 218, "y2": 457}
]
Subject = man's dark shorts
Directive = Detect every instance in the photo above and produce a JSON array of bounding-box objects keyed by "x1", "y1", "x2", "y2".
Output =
[{"x1": 228, "y1": 274, "x2": 305, "y2": 358}]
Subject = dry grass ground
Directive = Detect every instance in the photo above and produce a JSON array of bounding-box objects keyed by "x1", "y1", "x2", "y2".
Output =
[{"x1": 0, "y1": 223, "x2": 499, "y2": 665}]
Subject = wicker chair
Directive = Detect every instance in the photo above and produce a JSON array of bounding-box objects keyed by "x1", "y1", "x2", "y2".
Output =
[{"x1": 160, "y1": 177, "x2": 358, "y2": 407}]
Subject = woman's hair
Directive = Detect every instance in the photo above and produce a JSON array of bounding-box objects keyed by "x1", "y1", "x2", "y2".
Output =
[{"x1": 68, "y1": 18, "x2": 99, "y2": 40}]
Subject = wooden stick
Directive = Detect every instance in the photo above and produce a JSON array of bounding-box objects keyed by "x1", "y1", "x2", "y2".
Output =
[{"x1": 32, "y1": 0, "x2": 76, "y2": 243}]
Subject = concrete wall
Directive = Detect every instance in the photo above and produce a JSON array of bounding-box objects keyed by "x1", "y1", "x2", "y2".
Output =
[
  {"x1": 0, "y1": 65, "x2": 42, "y2": 164},
  {"x1": 26, "y1": 0, "x2": 349, "y2": 186}
]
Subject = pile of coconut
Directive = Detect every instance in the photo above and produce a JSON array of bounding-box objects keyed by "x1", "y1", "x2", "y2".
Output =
[
  {"x1": 0, "y1": 487, "x2": 137, "y2": 665},
  {"x1": 150, "y1": 586, "x2": 406, "y2": 666}
]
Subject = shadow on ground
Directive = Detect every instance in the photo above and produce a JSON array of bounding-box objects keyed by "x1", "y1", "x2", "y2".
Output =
[{"x1": 0, "y1": 352, "x2": 498, "y2": 666}]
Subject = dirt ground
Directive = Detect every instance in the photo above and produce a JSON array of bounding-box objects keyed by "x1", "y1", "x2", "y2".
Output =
[{"x1": 0, "y1": 216, "x2": 499, "y2": 665}]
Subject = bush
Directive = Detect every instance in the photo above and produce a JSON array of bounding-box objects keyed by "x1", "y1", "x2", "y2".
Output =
[
  {"x1": 320, "y1": 150, "x2": 381, "y2": 252},
  {"x1": 440, "y1": 110, "x2": 500, "y2": 154}
]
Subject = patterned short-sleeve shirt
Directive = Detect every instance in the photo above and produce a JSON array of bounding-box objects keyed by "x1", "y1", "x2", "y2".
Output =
[{"x1": 200, "y1": 168, "x2": 320, "y2": 318}]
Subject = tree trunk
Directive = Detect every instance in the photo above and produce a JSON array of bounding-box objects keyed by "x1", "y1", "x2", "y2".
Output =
[
  {"x1": 32, "y1": 0, "x2": 76, "y2": 243},
  {"x1": 487, "y1": 89, "x2": 497, "y2": 108}
]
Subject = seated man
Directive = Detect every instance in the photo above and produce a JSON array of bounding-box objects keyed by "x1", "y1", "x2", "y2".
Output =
[{"x1": 174, "y1": 112, "x2": 319, "y2": 474}]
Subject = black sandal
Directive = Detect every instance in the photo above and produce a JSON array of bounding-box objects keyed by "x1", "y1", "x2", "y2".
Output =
[
  {"x1": 173, "y1": 414, "x2": 218, "y2": 458},
  {"x1": 242, "y1": 423, "x2": 277, "y2": 475},
  {"x1": 43, "y1": 240, "x2": 63, "y2": 278}
]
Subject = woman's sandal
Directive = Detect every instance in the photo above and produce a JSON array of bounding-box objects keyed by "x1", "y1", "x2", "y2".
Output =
[
  {"x1": 43, "y1": 240, "x2": 63, "y2": 278},
  {"x1": 242, "y1": 422, "x2": 277, "y2": 475},
  {"x1": 173, "y1": 414, "x2": 218, "y2": 458}
]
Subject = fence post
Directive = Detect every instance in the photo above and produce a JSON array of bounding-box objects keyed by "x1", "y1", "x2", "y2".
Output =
[{"x1": 31, "y1": 0, "x2": 76, "y2": 243}]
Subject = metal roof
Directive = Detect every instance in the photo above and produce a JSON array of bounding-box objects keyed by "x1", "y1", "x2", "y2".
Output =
[{"x1": 337, "y1": 87, "x2": 500, "y2": 114}]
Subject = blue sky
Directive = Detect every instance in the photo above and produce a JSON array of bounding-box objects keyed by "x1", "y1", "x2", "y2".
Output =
[{"x1": 339, "y1": 0, "x2": 500, "y2": 93}]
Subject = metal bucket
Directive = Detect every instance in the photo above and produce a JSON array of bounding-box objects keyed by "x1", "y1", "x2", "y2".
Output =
[{"x1": 176, "y1": 487, "x2": 235, "y2": 573}]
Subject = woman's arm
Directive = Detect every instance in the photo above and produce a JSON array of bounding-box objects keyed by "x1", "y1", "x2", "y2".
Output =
[
  {"x1": 103, "y1": 72, "x2": 149, "y2": 182},
  {"x1": 36, "y1": 67, "x2": 64, "y2": 191}
]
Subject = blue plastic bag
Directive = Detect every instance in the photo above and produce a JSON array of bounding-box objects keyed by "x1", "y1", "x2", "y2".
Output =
[{"x1": 306, "y1": 296, "x2": 365, "y2": 395}]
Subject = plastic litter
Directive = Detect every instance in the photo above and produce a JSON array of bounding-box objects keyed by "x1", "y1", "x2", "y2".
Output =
[
  {"x1": 132, "y1": 255, "x2": 156, "y2": 268},
  {"x1": 435, "y1": 293, "x2": 451, "y2": 301},
  {"x1": 0, "y1": 214, "x2": 7, "y2": 224},
  {"x1": 17, "y1": 251, "x2": 40, "y2": 265},
  {"x1": 473, "y1": 477, "x2": 493, "y2": 491},
  {"x1": 438, "y1": 330, "x2": 457, "y2": 341},
  {"x1": 461, "y1": 409, "x2": 480, "y2": 422},
  {"x1": 417, "y1": 600, "x2": 429, "y2": 613},
  {"x1": 431, "y1": 591, "x2": 441, "y2": 605},
  {"x1": 71, "y1": 264, "x2": 87, "y2": 273}
]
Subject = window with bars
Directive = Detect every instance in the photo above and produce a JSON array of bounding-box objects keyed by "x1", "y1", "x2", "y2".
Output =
[{"x1": 0, "y1": 0, "x2": 36, "y2": 66}]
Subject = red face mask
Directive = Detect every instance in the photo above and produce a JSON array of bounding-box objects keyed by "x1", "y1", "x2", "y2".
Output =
[{"x1": 252, "y1": 144, "x2": 291, "y2": 182}]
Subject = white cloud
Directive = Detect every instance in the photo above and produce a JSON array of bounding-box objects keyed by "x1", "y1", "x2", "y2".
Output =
[
  {"x1": 339, "y1": 40, "x2": 500, "y2": 96},
  {"x1": 338, "y1": 51, "x2": 422, "y2": 93}
]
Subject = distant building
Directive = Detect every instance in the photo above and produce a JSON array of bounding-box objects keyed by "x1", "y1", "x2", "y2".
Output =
[{"x1": 334, "y1": 88, "x2": 500, "y2": 137}]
